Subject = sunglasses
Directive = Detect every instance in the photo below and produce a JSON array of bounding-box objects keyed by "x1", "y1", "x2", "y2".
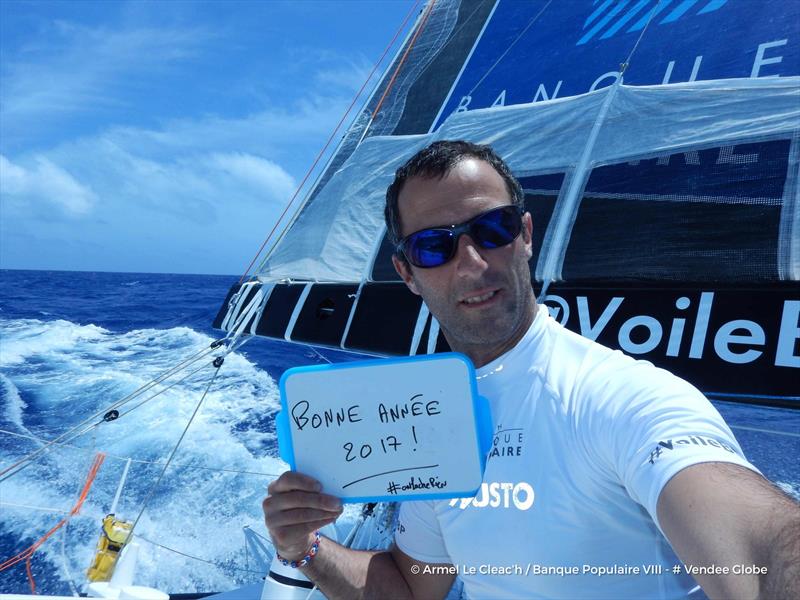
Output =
[{"x1": 398, "y1": 205, "x2": 524, "y2": 268}]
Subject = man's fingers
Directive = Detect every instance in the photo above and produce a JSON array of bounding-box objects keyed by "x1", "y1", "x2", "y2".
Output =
[
  {"x1": 263, "y1": 489, "x2": 342, "y2": 514},
  {"x1": 262, "y1": 472, "x2": 343, "y2": 559},
  {"x1": 267, "y1": 506, "x2": 343, "y2": 528},
  {"x1": 262, "y1": 471, "x2": 343, "y2": 558},
  {"x1": 271, "y1": 517, "x2": 340, "y2": 553},
  {"x1": 267, "y1": 471, "x2": 322, "y2": 495}
]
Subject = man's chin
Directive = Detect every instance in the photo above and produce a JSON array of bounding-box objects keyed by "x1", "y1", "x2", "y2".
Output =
[{"x1": 447, "y1": 320, "x2": 516, "y2": 349}]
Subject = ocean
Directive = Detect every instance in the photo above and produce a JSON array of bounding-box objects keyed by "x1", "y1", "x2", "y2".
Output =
[
  {"x1": 0, "y1": 269, "x2": 368, "y2": 595},
  {"x1": 1, "y1": 269, "x2": 798, "y2": 595}
]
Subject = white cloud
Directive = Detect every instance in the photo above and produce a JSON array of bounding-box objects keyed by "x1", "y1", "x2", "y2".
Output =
[
  {"x1": 0, "y1": 21, "x2": 211, "y2": 140},
  {"x1": 208, "y1": 153, "x2": 295, "y2": 197},
  {"x1": 0, "y1": 8, "x2": 378, "y2": 272},
  {"x1": 103, "y1": 93, "x2": 357, "y2": 161},
  {"x1": 1, "y1": 154, "x2": 96, "y2": 215},
  {"x1": 313, "y1": 55, "x2": 378, "y2": 93}
]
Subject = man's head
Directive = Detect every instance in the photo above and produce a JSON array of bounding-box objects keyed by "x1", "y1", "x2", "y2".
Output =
[
  {"x1": 385, "y1": 140, "x2": 536, "y2": 367},
  {"x1": 385, "y1": 140, "x2": 525, "y2": 249}
]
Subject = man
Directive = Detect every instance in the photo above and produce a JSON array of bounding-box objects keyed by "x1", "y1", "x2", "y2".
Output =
[{"x1": 263, "y1": 141, "x2": 799, "y2": 599}]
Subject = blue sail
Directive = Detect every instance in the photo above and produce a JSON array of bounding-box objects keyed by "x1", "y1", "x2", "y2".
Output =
[{"x1": 216, "y1": 0, "x2": 800, "y2": 404}]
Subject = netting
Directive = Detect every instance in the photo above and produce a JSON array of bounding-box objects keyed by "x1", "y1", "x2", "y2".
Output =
[{"x1": 256, "y1": 77, "x2": 799, "y2": 284}]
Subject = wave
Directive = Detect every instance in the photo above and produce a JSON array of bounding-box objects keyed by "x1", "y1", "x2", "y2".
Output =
[
  {"x1": 0, "y1": 317, "x2": 303, "y2": 594},
  {"x1": 0, "y1": 318, "x2": 108, "y2": 367},
  {"x1": 0, "y1": 373, "x2": 27, "y2": 430}
]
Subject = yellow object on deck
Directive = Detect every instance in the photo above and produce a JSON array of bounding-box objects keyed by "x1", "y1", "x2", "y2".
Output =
[{"x1": 86, "y1": 514, "x2": 132, "y2": 582}]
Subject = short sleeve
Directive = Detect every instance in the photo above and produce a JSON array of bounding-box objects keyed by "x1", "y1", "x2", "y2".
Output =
[
  {"x1": 589, "y1": 356, "x2": 761, "y2": 534},
  {"x1": 394, "y1": 500, "x2": 452, "y2": 564}
]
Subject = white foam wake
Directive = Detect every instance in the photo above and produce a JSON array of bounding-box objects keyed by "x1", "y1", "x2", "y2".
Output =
[
  {"x1": 0, "y1": 317, "x2": 295, "y2": 594},
  {"x1": 0, "y1": 373, "x2": 27, "y2": 429}
]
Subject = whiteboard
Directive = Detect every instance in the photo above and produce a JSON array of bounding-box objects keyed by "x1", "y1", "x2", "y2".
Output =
[{"x1": 276, "y1": 353, "x2": 492, "y2": 503}]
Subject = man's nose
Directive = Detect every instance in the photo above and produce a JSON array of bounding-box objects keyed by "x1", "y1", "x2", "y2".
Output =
[{"x1": 454, "y1": 233, "x2": 489, "y2": 275}]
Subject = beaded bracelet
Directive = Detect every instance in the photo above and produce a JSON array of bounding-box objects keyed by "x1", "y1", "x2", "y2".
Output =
[{"x1": 276, "y1": 531, "x2": 321, "y2": 568}]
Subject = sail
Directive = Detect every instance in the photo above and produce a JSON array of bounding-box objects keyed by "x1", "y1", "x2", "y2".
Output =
[{"x1": 215, "y1": 0, "x2": 800, "y2": 404}]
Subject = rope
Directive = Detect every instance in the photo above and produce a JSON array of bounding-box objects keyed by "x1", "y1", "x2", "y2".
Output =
[
  {"x1": 620, "y1": 0, "x2": 665, "y2": 74},
  {"x1": 60, "y1": 522, "x2": 80, "y2": 598},
  {"x1": 135, "y1": 534, "x2": 264, "y2": 575},
  {"x1": 304, "y1": 344, "x2": 333, "y2": 365},
  {"x1": 128, "y1": 361, "x2": 224, "y2": 538},
  {"x1": 466, "y1": 0, "x2": 554, "y2": 98},
  {"x1": 238, "y1": 0, "x2": 423, "y2": 284},
  {"x1": 0, "y1": 428, "x2": 282, "y2": 478},
  {"x1": 0, "y1": 452, "x2": 105, "y2": 594},
  {"x1": 0, "y1": 501, "x2": 69, "y2": 514},
  {"x1": 729, "y1": 424, "x2": 800, "y2": 439},
  {"x1": 0, "y1": 342, "x2": 220, "y2": 483},
  {"x1": 538, "y1": 0, "x2": 663, "y2": 299},
  {"x1": 363, "y1": 0, "x2": 436, "y2": 134},
  {"x1": 114, "y1": 360, "x2": 214, "y2": 420}
]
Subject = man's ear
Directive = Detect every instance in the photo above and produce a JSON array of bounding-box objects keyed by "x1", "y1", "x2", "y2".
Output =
[
  {"x1": 392, "y1": 254, "x2": 420, "y2": 296},
  {"x1": 522, "y1": 211, "x2": 533, "y2": 259}
]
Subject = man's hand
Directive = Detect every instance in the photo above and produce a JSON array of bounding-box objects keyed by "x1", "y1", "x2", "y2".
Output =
[
  {"x1": 263, "y1": 471, "x2": 343, "y2": 561},
  {"x1": 263, "y1": 471, "x2": 453, "y2": 600}
]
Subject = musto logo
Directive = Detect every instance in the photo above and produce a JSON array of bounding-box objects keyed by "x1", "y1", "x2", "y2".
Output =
[{"x1": 449, "y1": 482, "x2": 535, "y2": 510}]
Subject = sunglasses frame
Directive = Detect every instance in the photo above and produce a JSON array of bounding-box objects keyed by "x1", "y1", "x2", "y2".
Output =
[{"x1": 397, "y1": 204, "x2": 524, "y2": 268}]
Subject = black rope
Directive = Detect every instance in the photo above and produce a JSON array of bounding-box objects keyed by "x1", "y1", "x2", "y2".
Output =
[{"x1": 0, "y1": 344, "x2": 218, "y2": 483}]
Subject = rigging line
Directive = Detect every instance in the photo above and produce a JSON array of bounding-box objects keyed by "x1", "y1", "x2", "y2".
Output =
[
  {"x1": 305, "y1": 344, "x2": 332, "y2": 365},
  {"x1": 359, "y1": 0, "x2": 486, "y2": 144},
  {"x1": 620, "y1": 0, "x2": 665, "y2": 74},
  {"x1": 128, "y1": 362, "x2": 223, "y2": 538},
  {"x1": 539, "y1": 2, "x2": 663, "y2": 298},
  {"x1": 238, "y1": 0, "x2": 422, "y2": 284},
  {"x1": 361, "y1": 0, "x2": 437, "y2": 140},
  {"x1": 242, "y1": 526, "x2": 272, "y2": 544},
  {"x1": 135, "y1": 534, "x2": 264, "y2": 575},
  {"x1": 438, "y1": 0, "x2": 491, "y2": 63},
  {"x1": 466, "y1": 0, "x2": 553, "y2": 98},
  {"x1": 60, "y1": 522, "x2": 80, "y2": 598},
  {"x1": 0, "y1": 344, "x2": 219, "y2": 482},
  {"x1": 225, "y1": 297, "x2": 263, "y2": 350},
  {"x1": 0, "y1": 345, "x2": 212, "y2": 476},
  {"x1": 729, "y1": 425, "x2": 800, "y2": 439},
  {"x1": 114, "y1": 360, "x2": 214, "y2": 420},
  {"x1": 0, "y1": 428, "x2": 282, "y2": 478},
  {"x1": 0, "y1": 501, "x2": 69, "y2": 514},
  {"x1": 0, "y1": 453, "x2": 105, "y2": 575}
]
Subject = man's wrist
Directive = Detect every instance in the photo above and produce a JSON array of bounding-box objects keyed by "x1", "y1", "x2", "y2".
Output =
[
  {"x1": 276, "y1": 531, "x2": 317, "y2": 562},
  {"x1": 276, "y1": 531, "x2": 321, "y2": 568}
]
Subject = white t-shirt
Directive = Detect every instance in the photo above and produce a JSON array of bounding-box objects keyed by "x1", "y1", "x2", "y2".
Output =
[{"x1": 395, "y1": 304, "x2": 758, "y2": 599}]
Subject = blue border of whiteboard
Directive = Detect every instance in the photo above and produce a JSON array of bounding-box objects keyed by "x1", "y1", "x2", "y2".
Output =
[{"x1": 276, "y1": 352, "x2": 493, "y2": 503}]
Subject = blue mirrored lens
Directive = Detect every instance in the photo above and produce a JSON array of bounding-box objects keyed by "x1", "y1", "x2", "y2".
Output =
[
  {"x1": 471, "y1": 207, "x2": 520, "y2": 248},
  {"x1": 405, "y1": 229, "x2": 455, "y2": 267},
  {"x1": 402, "y1": 205, "x2": 522, "y2": 268}
]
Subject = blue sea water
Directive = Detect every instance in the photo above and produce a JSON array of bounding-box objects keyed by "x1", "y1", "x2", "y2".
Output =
[
  {"x1": 0, "y1": 269, "x2": 368, "y2": 595},
  {"x1": 1, "y1": 269, "x2": 798, "y2": 595}
]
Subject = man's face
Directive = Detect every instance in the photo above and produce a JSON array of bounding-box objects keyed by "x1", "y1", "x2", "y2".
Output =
[{"x1": 392, "y1": 158, "x2": 536, "y2": 366}]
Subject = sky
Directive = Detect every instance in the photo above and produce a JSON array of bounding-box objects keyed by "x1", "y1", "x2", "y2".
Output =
[{"x1": 0, "y1": 0, "x2": 415, "y2": 274}]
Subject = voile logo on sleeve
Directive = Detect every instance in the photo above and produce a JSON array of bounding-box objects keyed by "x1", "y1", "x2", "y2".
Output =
[{"x1": 648, "y1": 435, "x2": 739, "y2": 465}]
